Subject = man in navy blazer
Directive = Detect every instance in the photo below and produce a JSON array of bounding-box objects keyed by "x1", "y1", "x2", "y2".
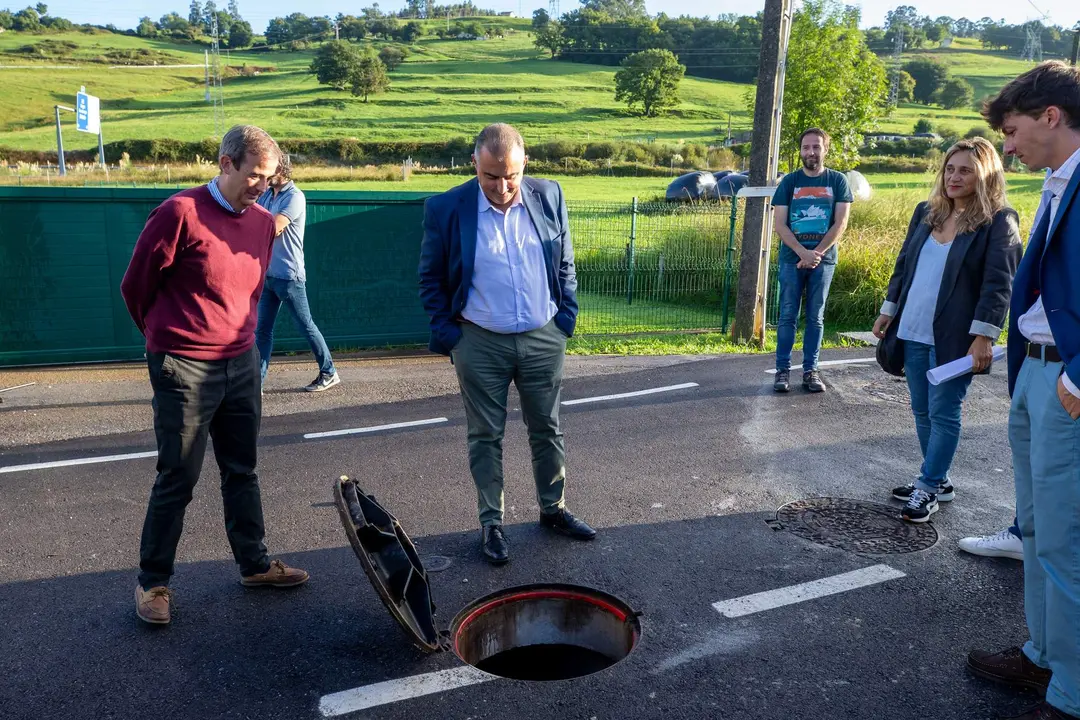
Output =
[
  {"x1": 967, "y1": 62, "x2": 1080, "y2": 720},
  {"x1": 418, "y1": 123, "x2": 595, "y2": 565}
]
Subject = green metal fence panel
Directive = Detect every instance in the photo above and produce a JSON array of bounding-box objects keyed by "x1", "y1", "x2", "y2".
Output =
[
  {"x1": 570, "y1": 199, "x2": 739, "y2": 336},
  {"x1": 0, "y1": 188, "x2": 745, "y2": 367}
]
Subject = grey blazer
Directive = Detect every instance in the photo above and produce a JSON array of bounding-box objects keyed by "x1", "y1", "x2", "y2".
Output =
[{"x1": 881, "y1": 201, "x2": 1023, "y2": 366}]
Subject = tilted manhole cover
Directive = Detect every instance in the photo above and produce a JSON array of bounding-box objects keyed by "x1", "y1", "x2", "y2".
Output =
[
  {"x1": 773, "y1": 497, "x2": 937, "y2": 554},
  {"x1": 864, "y1": 380, "x2": 910, "y2": 404}
]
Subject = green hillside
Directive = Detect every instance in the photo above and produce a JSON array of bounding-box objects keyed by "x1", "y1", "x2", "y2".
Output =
[
  {"x1": 877, "y1": 37, "x2": 1043, "y2": 135},
  {"x1": 0, "y1": 29, "x2": 751, "y2": 154}
]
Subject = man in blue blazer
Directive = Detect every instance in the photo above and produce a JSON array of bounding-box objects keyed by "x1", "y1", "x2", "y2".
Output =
[
  {"x1": 418, "y1": 123, "x2": 596, "y2": 565},
  {"x1": 967, "y1": 61, "x2": 1080, "y2": 720}
]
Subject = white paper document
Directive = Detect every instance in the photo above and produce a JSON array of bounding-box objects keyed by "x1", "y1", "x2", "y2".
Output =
[{"x1": 926, "y1": 345, "x2": 1007, "y2": 385}]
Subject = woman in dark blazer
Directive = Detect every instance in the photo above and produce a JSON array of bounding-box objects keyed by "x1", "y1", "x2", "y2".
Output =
[{"x1": 872, "y1": 137, "x2": 1022, "y2": 523}]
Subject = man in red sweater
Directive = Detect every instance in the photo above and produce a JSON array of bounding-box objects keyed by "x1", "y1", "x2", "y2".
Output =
[{"x1": 121, "y1": 125, "x2": 309, "y2": 626}]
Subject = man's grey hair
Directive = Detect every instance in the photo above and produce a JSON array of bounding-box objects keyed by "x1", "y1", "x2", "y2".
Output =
[
  {"x1": 218, "y1": 124, "x2": 281, "y2": 169},
  {"x1": 474, "y1": 123, "x2": 525, "y2": 159}
]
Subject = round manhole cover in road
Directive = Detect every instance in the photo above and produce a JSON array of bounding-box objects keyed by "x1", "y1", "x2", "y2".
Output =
[{"x1": 774, "y1": 497, "x2": 938, "y2": 554}]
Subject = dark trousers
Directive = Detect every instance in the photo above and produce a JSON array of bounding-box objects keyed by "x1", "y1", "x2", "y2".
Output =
[
  {"x1": 138, "y1": 346, "x2": 270, "y2": 589},
  {"x1": 450, "y1": 320, "x2": 568, "y2": 527}
]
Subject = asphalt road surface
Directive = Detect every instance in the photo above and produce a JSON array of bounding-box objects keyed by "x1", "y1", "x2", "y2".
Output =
[{"x1": 0, "y1": 350, "x2": 1034, "y2": 720}]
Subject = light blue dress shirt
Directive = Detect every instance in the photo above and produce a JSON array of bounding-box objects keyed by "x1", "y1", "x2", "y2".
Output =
[
  {"x1": 462, "y1": 188, "x2": 557, "y2": 334},
  {"x1": 207, "y1": 176, "x2": 242, "y2": 214}
]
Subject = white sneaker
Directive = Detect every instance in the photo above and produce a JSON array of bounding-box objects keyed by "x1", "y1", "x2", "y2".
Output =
[{"x1": 958, "y1": 528, "x2": 1023, "y2": 561}]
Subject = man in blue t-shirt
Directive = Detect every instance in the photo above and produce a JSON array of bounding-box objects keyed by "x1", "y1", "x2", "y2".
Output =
[
  {"x1": 255, "y1": 154, "x2": 340, "y2": 392},
  {"x1": 771, "y1": 127, "x2": 853, "y2": 394}
]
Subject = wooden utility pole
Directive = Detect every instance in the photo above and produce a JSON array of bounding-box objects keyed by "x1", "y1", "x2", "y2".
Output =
[{"x1": 732, "y1": 0, "x2": 791, "y2": 344}]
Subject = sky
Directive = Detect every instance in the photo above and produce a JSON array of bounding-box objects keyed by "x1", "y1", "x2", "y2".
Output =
[{"x1": 27, "y1": 0, "x2": 1077, "y2": 34}]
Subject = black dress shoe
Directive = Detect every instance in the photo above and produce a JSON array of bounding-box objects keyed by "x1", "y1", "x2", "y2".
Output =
[
  {"x1": 481, "y1": 525, "x2": 509, "y2": 565},
  {"x1": 539, "y1": 509, "x2": 597, "y2": 540}
]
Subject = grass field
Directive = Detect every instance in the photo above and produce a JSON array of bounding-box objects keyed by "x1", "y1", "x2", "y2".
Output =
[
  {"x1": 0, "y1": 29, "x2": 751, "y2": 152},
  {"x1": 0, "y1": 30, "x2": 1048, "y2": 158}
]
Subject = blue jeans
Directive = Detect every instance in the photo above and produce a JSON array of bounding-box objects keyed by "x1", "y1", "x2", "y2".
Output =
[
  {"x1": 775, "y1": 261, "x2": 836, "y2": 372},
  {"x1": 255, "y1": 277, "x2": 335, "y2": 382},
  {"x1": 903, "y1": 341, "x2": 972, "y2": 492},
  {"x1": 1011, "y1": 356, "x2": 1080, "y2": 716}
]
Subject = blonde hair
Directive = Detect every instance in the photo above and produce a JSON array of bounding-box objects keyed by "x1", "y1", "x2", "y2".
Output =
[{"x1": 926, "y1": 137, "x2": 1008, "y2": 234}]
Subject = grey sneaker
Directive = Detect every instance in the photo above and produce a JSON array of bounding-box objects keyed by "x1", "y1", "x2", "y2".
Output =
[
  {"x1": 803, "y1": 370, "x2": 825, "y2": 393},
  {"x1": 774, "y1": 370, "x2": 791, "y2": 393},
  {"x1": 305, "y1": 372, "x2": 341, "y2": 392}
]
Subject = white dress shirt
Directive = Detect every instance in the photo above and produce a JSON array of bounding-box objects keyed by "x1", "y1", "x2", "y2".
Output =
[{"x1": 1017, "y1": 144, "x2": 1080, "y2": 397}]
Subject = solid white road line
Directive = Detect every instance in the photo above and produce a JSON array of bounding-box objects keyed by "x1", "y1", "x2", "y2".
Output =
[
  {"x1": 561, "y1": 382, "x2": 699, "y2": 406},
  {"x1": 0, "y1": 451, "x2": 158, "y2": 475},
  {"x1": 303, "y1": 417, "x2": 449, "y2": 440},
  {"x1": 765, "y1": 357, "x2": 877, "y2": 374},
  {"x1": 319, "y1": 667, "x2": 496, "y2": 717},
  {"x1": 712, "y1": 564, "x2": 906, "y2": 618}
]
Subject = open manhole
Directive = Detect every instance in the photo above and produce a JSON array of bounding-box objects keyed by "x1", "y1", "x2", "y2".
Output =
[
  {"x1": 773, "y1": 497, "x2": 938, "y2": 554},
  {"x1": 333, "y1": 476, "x2": 642, "y2": 681}
]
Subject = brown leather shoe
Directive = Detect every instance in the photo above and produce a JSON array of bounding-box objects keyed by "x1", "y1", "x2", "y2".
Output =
[
  {"x1": 1002, "y1": 702, "x2": 1079, "y2": 719},
  {"x1": 968, "y1": 646, "x2": 1052, "y2": 692},
  {"x1": 135, "y1": 585, "x2": 172, "y2": 625},
  {"x1": 240, "y1": 559, "x2": 309, "y2": 588}
]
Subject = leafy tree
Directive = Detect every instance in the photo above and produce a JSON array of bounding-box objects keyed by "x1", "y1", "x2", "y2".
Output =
[
  {"x1": 13, "y1": 7, "x2": 41, "y2": 31},
  {"x1": 264, "y1": 17, "x2": 289, "y2": 45},
  {"x1": 310, "y1": 40, "x2": 362, "y2": 90},
  {"x1": 534, "y1": 19, "x2": 563, "y2": 57},
  {"x1": 613, "y1": 48, "x2": 685, "y2": 117},
  {"x1": 777, "y1": 0, "x2": 888, "y2": 171},
  {"x1": 0, "y1": 10, "x2": 13, "y2": 29},
  {"x1": 379, "y1": 45, "x2": 407, "y2": 70},
  {"x1": 401, "y1": 21, "x2": 423, "y2": 42},
  {"x1": 188, "y1": 0, "x2": 202, "y2": 27},
  {"x1": 902, "y1": 58, "x2": 949, "y2": 104},
  {"x1": 938, "y1": 77, "x2": 974, "y2": 109},
  {"x1": 136, "y1": 16, "x2": 157, "y2": 37},
  {"x1": 897, "y1": 70, "x2": 916, "y2": 103},
  {"x1": 227, "y1": 0, "x2": 241, "y2": 20},
  {"x1": 581, "y1": 0, "x2": 646, "y2": 19},
  {"x1": 228, "y1": 20, "x2": 253, "y2": 47},
  {"x1": 349, "y1": 50, "x2": 389, "y2": 102},
  {"x1": 34, "y1": 2, "x2": 45, "y2": 14},
  {"x1": 914, "y1": 118, "x2": 934, "y2": 134}
]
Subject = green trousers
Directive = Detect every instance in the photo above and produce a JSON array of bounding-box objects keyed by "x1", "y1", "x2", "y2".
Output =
[{"x1": 451, "y1": 319, "x2": 568, "y2": 527}]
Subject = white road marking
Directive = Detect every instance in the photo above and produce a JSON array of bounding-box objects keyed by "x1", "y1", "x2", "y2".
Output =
[
  {"x1": 712, "y1": 564, "x2": 906, "y2": 618},
  {"x1": 765, "y1": 357, "x2": 877, "y2": 374},
  {"x1": 0, "y1": 451, "x2": 158, "y2": 475},
  {"x1": 318, "y1": 667, "x2": 496, "y2": 717},
  {"x1": 561, "y1": 382, "x2": 699, "y2": 406},
  {"x1": 303, "y1": 417, "x2": 449, "y2": 440}
]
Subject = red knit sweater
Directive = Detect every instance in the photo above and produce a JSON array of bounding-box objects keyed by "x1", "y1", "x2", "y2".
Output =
[{"x1": 121, "y1": 186, "x2": 276, "y2": 361}]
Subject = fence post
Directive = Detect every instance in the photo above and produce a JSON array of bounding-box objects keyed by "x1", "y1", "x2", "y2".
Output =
[
  {"x1": 626, "y1": 197, "x2": 638, "y2": 305},
  {"x1": 721, "y1": 197, "x2": 739, "y2": 333}
]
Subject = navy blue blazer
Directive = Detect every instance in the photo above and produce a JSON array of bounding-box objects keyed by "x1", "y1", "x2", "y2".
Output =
[
  {"x1": 1008, "y1": 167, "x2": 1080, "y2": 396},
  {"x1": 417, "y1": 176, "x2": 579, "y2": 356}
]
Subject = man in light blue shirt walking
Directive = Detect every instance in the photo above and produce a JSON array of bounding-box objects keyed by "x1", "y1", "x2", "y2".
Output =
[
  {"x1": 419, "y1": 123, "x2": 595, "y2": 565},
  {"x1": 255, "y1": 155, "x2": 340, "y2": 393}
]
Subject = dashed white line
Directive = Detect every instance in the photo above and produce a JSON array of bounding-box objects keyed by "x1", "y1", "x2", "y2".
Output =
[
  {"x1": 561, "y1": 382, "x2": 699, "y2": 406},
  {"x1": 0, "y1": 451, "x2": 158, "y2": 475},
  {"x1": 711, "y1": 564, "x2": 906, "y2": 618},
  {"x1": 318, "y1": 667, "x2": 496, "y2": 717},
  {"x1": 303, "y1": 417, "x2": 449, "y2": 440}
]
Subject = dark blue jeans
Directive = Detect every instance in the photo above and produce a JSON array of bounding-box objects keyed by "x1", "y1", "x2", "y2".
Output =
[
  {"x1": 775, "y1": 261, "x2": 836, "y2": 372},
  {"x1": 255, "y1": 277, "x2": 335, "y2": 382},
  {"x1": 903, "y1": 341, "x2": 973, "y2": 492}
]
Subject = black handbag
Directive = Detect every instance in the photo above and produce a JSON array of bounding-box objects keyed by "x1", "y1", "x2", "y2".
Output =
[{"x1": 876, "y1": 308, "x2": 905, "y2": 377}]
